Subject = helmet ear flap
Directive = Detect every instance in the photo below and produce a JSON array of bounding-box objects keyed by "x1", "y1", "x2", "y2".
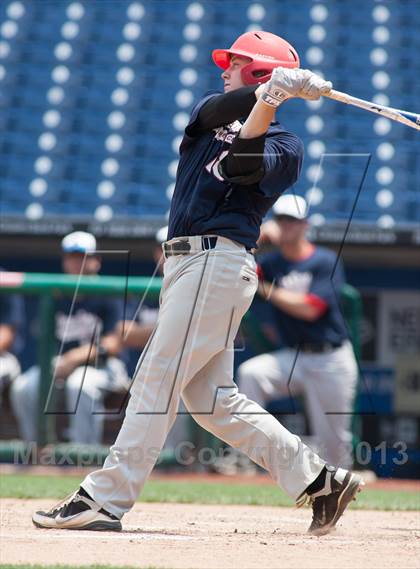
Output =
[
  {"x1": 253, "y1": 69, "x2": 271, "y2": 79},
  {"x1": 240, "y1": 62, "x2": 276, "y2": 85}
]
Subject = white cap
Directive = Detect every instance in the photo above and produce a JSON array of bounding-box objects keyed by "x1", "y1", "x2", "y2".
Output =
[
  {"x1": 61, "y1": 231, "x2": 97, "y2": 254},
  {"x1": 155, "y1": 226, "x2": 168, "y2": 244},
  {"x1": 272, "y1": 195, "x2": 308, "y2": 220}
]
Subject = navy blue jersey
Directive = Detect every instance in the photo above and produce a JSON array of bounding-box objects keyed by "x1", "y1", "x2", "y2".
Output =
[
  {"x1": 168, "y1": 91, "x2": 303, "y2": 249},
  {"x1": 259, "y1": 246, "x2": 349, "y2": 347},
  {"x1": 54, "y1": 296, "x2": 121, "y2": 354}
]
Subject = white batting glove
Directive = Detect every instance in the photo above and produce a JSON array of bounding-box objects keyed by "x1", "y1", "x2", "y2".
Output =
[{"x1": 261, "y1": 68, "x2": 333, "y2": 108}]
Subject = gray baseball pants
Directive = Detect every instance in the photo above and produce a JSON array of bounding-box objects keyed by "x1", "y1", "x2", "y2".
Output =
[{"x1": 81, "y1": 237, "x2": 325, "y2": 518}]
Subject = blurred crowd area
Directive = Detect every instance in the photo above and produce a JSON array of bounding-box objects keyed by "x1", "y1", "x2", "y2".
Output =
[{"x1": 0, "y1": 0, "x2": 419, "y2": 225}]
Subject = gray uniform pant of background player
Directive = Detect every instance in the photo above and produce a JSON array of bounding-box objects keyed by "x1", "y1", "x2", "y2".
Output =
[
  {"x1": 238, "y1": 342, "x2": 358, "y2": 468},
  {"x1": 0, "y1": 352, "x2": 21, "y2": 405},
  {"x1": 10, "y1": 358, "x2": 128, "y2": 444},
  {"x1": 80, "y1": 236, "x2": 325, "y2": 519}
]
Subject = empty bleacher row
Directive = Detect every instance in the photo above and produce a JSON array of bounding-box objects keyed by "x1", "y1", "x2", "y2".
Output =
[{"x1": 0, "y1": 0, "x2": 419, "y2": 227}]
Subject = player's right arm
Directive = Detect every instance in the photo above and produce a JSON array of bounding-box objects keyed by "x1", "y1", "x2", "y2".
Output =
[
  {"x1": 54, "y1": 299, "x2": 122, "y2": 378},
  {"x1": 257, "y1": 258, "x2": 327, "y2": 322},
  {"x1": 258, "y1": 283, "x2": 327, "y2": 321}
]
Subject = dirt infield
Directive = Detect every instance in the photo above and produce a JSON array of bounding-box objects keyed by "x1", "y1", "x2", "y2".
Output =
[{"x1": 1, "y1": 499, "x2": 419, "y2": 569}]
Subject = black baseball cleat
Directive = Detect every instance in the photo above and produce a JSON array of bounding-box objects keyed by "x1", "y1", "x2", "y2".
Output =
[
  {"x1": 32, "y1": 487, "x2": 122, "y2": 531},
  {"x1": 297, "y1": 466, "x2": 364, "y2": 536}
]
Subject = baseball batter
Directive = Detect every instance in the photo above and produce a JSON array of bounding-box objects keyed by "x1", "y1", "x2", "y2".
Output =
[{"x1": 33, "y1": 31, "x2": 363, "y2": 536}]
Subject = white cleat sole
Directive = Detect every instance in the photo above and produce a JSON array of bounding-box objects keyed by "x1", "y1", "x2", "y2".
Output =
[{"x1": 32, "y1": 512, "x2": 122, "y2": 532}]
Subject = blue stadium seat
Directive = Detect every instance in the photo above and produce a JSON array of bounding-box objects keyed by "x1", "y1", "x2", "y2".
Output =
[{"x1": 0, "y1": 0, "x2": 418, "y2": 225}]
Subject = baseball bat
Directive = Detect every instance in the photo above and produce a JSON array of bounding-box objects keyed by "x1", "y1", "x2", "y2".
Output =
[{"x1": 324, "y1": 89, "x2": 420, "y2": 132}]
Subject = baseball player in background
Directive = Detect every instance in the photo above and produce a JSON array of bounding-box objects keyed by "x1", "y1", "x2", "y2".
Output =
[
  {"x1": 239, "y1": 194, "x2": 358, "y2": 469},
  {"x1": 0, "y1": 268, "x2": 24, "y2": 407},
  {"x1": 11, "y1": 232, "x2": 129, "y2": 444},
  {"x1": 33, "y1": 31, "x2": 363, "y2": 536}
]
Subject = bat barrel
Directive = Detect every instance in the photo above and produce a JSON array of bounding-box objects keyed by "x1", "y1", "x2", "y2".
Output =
[{"x1": 325, "y1": 90, "x2": 420, "y2": 131}]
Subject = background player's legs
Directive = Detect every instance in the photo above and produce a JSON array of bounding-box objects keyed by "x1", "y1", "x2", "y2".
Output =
[
  {"x1": 10, "y1": 365, "x2": 39, "y2": 442},
  {"x1": 300, "y1": 342, "x2": 358, "y2": 468},
  {"x1": 238, "y1": 349, "x2": 304, "y2": 407},
  {"x1": 65, "y1": 359, "x2": 129, "y2": 444},
  {"x1": 81, "y1": 246, "x2": 258, "y2": 518},
  {"x1": 66, "y1": 365, "x2": 114, "y2": 444},
  {"x1": 182, "y1": 349, "x2": 324, "y2": 500},
  {"x1": 0, "y1": 352, "x2": 21, "y2": 406}
]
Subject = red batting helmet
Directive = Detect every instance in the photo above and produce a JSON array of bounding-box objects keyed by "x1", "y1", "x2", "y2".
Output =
[{"x1": 212, "y1": 31, "x2": 300, "y2": 85}]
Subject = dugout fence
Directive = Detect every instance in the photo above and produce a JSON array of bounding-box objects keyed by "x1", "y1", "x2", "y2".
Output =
[{"x1": 0, "y1": 272, "x2": 361, "y2": 465}]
